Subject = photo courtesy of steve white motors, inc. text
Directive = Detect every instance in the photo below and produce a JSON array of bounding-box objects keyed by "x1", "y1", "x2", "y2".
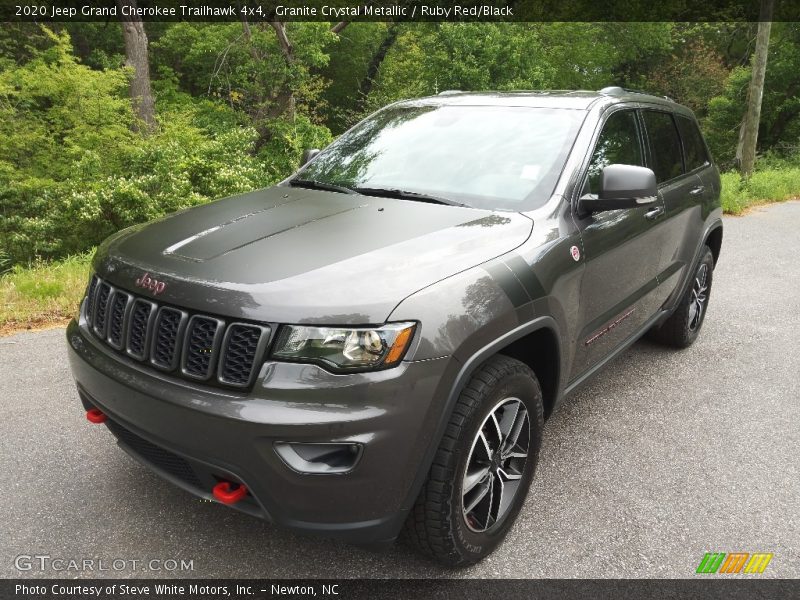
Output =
[
  {"x1": 15, "y1": 3, "x2": 515, "y2": 18},
  {"x1": 14, "y1": 583, "x2": 339, "y2": 597}
]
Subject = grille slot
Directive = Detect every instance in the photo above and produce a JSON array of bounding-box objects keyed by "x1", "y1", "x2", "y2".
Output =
[
  {"x1": 93, "y1": 282, "x2": 112, "y2": 337},
  {"x1": 182, "y1": 316, "x2": 222, "y2": 380},
  {"x1": 85, "y1": 276, "x2": 99, "y2": 323},
  {"x1": 107, "y1": 292, "x2": 130, "y2": 349},
  {"x1": 151, "y1": 307, "x2": 186, "y2": 371},
  {"x1": 105, "y1": 418, "x2": 204, "y2": 489},
  {"x1": 219, "y1": 324, "x2": 267, "y2": 387},
  {"x1": 127, "y1": 299, "x2": 155, "y2": 360}
]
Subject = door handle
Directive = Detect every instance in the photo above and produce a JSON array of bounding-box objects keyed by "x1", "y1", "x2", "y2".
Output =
[
  {"x1": 645, "y1": 206, "x2": 665, "y2": 220},
  {"x1": 689, "y1": 185, "x2": 706, "y2": 197}
]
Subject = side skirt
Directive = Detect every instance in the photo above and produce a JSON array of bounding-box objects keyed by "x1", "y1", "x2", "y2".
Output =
[{"x1": 563, "y1": 309, "x2": 668, "y2": 397}]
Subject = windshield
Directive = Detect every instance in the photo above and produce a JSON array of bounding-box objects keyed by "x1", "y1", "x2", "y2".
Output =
[{"x1": 295, "y1": 104, "x2": 585, "y2": 211}]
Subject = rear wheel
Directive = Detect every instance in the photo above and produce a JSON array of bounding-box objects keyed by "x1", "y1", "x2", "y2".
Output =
[
  {"x1": 649, "y1": 245, "x2": 714, "y2": 348},
  {"x1": 404, "y1": 355, "x2": 544, "y2": 566}
]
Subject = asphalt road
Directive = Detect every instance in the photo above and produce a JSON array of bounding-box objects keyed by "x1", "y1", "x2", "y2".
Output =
[{"x1": 1, "y1": 202, "x2": 798, "y2": 579}]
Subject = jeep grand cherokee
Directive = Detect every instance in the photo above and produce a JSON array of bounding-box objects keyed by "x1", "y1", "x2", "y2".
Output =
[{"x1": 67, "y1": 88, "x2": 722, "y2": 566}]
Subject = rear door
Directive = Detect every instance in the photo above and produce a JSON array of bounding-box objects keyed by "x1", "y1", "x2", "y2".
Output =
[
  {"x1": 570, "y1": 107, "x2": 667, "y2": 377},
  {"x1": 640, "y1": 110, "x2": 705, "y2": 305}
]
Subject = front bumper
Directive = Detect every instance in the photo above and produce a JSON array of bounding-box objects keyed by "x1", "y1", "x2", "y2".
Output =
[{"x1": 66, "y1": 319, "x2": 452, "y2": 545}]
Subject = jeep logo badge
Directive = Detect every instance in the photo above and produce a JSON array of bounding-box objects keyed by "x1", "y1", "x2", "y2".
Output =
[{"x1": 135, "y1": 272, "x2": 166, "y2": 295}]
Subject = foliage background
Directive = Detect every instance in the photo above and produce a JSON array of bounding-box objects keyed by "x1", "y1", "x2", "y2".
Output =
[{"x1": 1, "y1": 21, "x2": 799, "y2": 267}]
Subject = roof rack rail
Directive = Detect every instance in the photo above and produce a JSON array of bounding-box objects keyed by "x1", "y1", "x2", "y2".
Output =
[
  {"x1": 437, "y1": 90, "x2": 463, "y2": 96},
  {"x1": 598, "y1": 86, "x2": 674, "y2": 102}
]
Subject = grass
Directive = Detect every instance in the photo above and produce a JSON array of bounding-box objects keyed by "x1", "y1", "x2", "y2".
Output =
[
  {"x1": 721, "y1": 166, "x2": 800, "y2": 214},
  {"x1": 0, "y1": 251, "x2": 93, "y2": 335}
]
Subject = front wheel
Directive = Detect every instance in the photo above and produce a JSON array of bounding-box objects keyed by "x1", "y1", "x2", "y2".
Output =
[
  {"x1": 404, "y1": 355, "x2": 544, "y2": 566},
  {"x1": 649, "y1": 245, "x2": 715, "y2": 348}
]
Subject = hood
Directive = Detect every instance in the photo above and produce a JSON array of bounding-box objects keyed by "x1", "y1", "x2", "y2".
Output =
[{"x1": 95, "y1": 186, "x2": 533, "y2": 324}]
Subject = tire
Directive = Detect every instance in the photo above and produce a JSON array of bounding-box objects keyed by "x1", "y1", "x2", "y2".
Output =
[
  {"x1": 649, "y1": 245, "x2": 715, "y2": 348},
  {"x1": 403, "y1": 355, "x2": 544, "y2": 567}
]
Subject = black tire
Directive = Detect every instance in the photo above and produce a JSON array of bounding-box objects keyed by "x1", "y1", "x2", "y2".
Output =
[
  {"x1": 649, "y1": 245, "x2": 715, "y2": 348},
  {"x1": 403, "y1": 355, "x2": 544, "y2": 567}
]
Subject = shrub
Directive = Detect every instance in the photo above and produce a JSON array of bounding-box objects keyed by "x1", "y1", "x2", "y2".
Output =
[
  {"x1": 0, "y1": 28, "x2": 331, "y2": 265},
  {"x1": 720, "y1": 165, "x2": 800, "y2": 214}
]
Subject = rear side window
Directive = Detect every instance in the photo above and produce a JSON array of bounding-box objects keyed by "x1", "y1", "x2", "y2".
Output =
[
  {"x1": 676, "y1": 115, "x2": 710, "y2": 172},
  {"x1": 585, "y1": 110, "x2": 644, "y2": 195},
  {"x1": 642, "y1": 111, "x2": 685, "y2": 184}
]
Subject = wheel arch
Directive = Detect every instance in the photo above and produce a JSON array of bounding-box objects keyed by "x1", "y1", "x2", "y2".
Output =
[
  {"x1": 705, "y1": 224, "x2": 723, "y2": 267},
  {"x1": 659, "y1": 219, "x2": 723, "y2": 320},
  {"x1": 495, "y1": 326, "x2": 561, "y2": 419},
  {"x1": 400, "y1": 316, "x2": 563, "y2": 513},
  {"x1": 453, "y1": 316, "x2": 563, "y2": 421}
]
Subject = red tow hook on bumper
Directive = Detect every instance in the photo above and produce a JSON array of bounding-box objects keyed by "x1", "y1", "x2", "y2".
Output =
[
  {"x1": 212, "y1": 481, "x2": 248, "y2": 505},
  {"x1": 86, "y1": 408, "x2": 107, "y2": 424}
]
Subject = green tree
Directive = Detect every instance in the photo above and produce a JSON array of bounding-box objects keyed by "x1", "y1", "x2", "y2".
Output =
[{"x1": 0, "y1": 28, "x2": 281, "y2": 264}]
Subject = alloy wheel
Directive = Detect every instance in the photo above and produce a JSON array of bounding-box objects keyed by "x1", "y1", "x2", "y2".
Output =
[
  {"x1": 688, "y1": 263, "x2": 709, "y2": 331},
  {"x1": 462, "y1": 397, "x2": 530, "y2": 533}
]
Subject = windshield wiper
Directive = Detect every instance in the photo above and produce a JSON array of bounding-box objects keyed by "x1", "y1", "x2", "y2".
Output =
[
  {"x1": 354, "y1": 186, "x2": 469, "y2": 208},
  {"x1": 288, "y1": 178, "x2": 356, "y2": 195}
]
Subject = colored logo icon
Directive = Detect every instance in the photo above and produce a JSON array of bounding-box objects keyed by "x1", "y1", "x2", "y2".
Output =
[{"x1": 696, "y1": 552, "x2": 773, "y2": 574}]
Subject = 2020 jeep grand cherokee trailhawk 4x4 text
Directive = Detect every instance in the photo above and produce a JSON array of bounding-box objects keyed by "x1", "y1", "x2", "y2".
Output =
[{"x1": 67, "y1": 88, "x2": 722, "y2": 566}]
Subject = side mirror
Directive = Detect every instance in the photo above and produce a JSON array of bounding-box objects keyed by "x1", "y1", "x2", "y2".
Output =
[
  {"x1": 301, "y1": 148, "x2": 320, "y2": 165},
  {"x1": 580, "y1": 164, "x2": 658, "y2": 213}
]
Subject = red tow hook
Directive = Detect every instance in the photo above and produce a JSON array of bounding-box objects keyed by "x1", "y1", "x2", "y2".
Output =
[
  {"x1": 212, "y1": 481, "x2": 248, "y2": 505},
  {"x1": 86, "y1": 408, "x2": 107, "y2": 424}
]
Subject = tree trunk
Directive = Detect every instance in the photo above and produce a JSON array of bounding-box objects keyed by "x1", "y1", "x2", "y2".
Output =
[
  {"x1": 268, "y1": 21, "x2": 296, "y2": 119},
  {"x1": 357, "y1": 25, "x2": 400, "y2": 110},
  {"x1": 269, "y1": 21, "x2": 295, "y2": 64},
  {"x1": 737, "y1": 0, "x2": 774, "y2": 177},
  {"x1": 117, "y1": 0, "x2": 156, "y2": 133}
]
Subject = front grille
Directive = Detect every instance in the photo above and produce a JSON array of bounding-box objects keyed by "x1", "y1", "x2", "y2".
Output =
[
  {"x1": 84, "y1": 276, "x2": 269, "y2": 389},
  {"x1": 93, "y1": 282, "x2": 112, "y2": 337},
  {"x1": 127, "y1": 300, "x2": 154, "y2": 360},
  {"x1": 151, "y1": 308, "x2": 185, "y2": 370},
  {"x1": 105, "y1": 418, "x2": 204, "y2": 489},
  {"x1": 220, "y1": 324, "x2": 265, "y2": 386},
  {"x1": 85, "y1": 276, "x2": 99, "y2": 321},
  {"x1": 183, "y1": 316, "x2": 221, "y2": 379},
  {"x1": 107, "y1": 292, "x2": 130, "y2": 348}
]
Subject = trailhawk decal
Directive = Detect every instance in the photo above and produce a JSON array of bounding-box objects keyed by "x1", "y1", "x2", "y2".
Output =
[{"x1": 584, "y1": 308, "x2": 635, "y2": 346}]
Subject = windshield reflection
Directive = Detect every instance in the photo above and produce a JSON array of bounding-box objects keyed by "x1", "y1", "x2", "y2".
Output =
[{"x1": 296, "y1": 104, "x2": 585, "y2": 211}]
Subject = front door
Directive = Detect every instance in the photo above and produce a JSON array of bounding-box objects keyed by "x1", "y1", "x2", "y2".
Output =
[{"x1": 570, "y1": 108, "x2": 666, "y2": 378}]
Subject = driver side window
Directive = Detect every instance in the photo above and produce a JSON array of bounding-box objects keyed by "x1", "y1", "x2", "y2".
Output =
[{"x1": 585, "y1": 110, "x2": 644, "y2": 195}]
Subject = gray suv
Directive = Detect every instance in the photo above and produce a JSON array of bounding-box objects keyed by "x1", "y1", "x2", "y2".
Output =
[{"x1": 67, "y1": 88, "x2": 722, "y2": 566}]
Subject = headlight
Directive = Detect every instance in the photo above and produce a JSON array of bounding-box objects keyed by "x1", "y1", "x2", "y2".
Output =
[{"x1": 272, "y1": 322, "x2": 416, "y2": 372}]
